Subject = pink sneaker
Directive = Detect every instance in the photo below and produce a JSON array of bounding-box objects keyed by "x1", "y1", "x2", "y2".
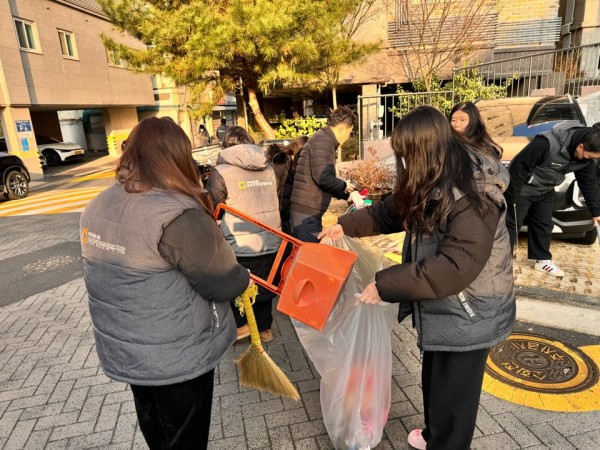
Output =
[{"x1": 407, "y1": 428, "x2": 427, "y2": 450}]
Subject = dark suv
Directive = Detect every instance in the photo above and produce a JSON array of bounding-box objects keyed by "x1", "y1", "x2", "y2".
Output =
[
  {"x1": 0, "y1": 139, "x2": 31, "y2": 200},
  {"x1": 476, "y1": 94, "x2": 600, "y2": 244}
]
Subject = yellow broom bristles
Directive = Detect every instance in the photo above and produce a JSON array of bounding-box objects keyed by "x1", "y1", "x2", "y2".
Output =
[
  {"x1": 235, "y1": 284, "x2": 300, "y2": 401},
  {"x1": 236, "y1": 348, "x2": 300, "y2": 400}
]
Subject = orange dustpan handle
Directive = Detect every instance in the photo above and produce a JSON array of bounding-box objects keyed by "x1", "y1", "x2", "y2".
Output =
[
  {"x1": 214, "y1": 203, "x2": 304, "y2": 245},
  {"x1": 214, "y1": 203, "x2": 302, "y2": 295}
]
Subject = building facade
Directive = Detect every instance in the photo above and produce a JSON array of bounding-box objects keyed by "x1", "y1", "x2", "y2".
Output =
[{"x1": 0, "y1": 0, "x2": 155, "y2": 178}]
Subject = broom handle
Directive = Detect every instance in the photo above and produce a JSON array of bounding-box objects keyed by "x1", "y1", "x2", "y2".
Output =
[{"x1": 241, "y1": 286, "x2": 264, "y2": 351}]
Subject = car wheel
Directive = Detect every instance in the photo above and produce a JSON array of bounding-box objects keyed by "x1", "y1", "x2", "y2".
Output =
[
  {"x1": 44, "y1": 150, "x2": 61, "y2": 166},
  {"x1": 566, "y1": 227, "x2": 598, "y2": 245},
  {"x1": 4, "y1": 170, "x2": 29, "y2": 200}
]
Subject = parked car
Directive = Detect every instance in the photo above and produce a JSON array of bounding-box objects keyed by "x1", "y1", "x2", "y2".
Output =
[
  {"x1": 476, "y1": 94, "x2": 600, "y2": 245},
  {"x1": 0, "y1": 140, "x2": 30, "y2": 200},
  {"x1": 35, "y1": 134, "x2": 85, "y2": 166}
]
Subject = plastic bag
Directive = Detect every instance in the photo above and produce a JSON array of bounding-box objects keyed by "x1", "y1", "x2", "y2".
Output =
[{"x1": 293, "y1": 236, "x2": 399, "y2": 450}]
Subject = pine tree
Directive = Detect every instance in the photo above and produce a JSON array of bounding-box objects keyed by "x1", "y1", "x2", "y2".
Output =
[{"x1": 98, "y1": 0, "x2": 376, "y2": 138}]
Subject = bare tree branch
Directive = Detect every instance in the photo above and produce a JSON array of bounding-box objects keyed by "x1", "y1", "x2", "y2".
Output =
[{"x1": 396, "y1": 0, "x2": 499, "y2": 90}]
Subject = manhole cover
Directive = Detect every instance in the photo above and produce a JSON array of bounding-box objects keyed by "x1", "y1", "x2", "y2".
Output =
[
  {"x1": 23, "y1": 255, "x2": 80, "y2": 274},
  {"x1": 486, "y1": 333, "x2": 598, "y2": 393}
]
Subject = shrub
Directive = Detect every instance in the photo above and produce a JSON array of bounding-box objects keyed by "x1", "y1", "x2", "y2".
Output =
[
  {"x1": 275, "y1": 116, "x2": 326, "y2": 138},
  {"x1": 339, "y1": 154, "x2": 395, "y2": 194}
]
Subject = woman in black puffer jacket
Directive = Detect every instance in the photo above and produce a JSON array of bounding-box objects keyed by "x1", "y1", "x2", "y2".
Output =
[{"x1": 319, "y1": 106, "x2": 515, "y2": 450}]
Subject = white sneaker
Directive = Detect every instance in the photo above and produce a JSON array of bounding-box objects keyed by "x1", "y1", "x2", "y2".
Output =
[
  {"x1": 407, "y1": 429, "x2": 427, "y2": 450},
  {"x1": 534, "y1": 260, "x2": 564, "y2": 277}
]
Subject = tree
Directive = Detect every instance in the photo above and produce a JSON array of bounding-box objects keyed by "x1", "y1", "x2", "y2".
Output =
[
  {"x1": 312, "y1": 0, "x2": 385, "y2": 108},
  {"x1": 98, "y1": 0, "x2": 356, "y2": 139},
  {"x1": 395, "y1": 0, "x2": 500, "y2": 91}
]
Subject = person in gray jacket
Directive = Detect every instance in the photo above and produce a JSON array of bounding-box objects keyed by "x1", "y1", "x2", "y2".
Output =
[
  {"x1": 80, "y1": 117, "x2": 251, "y2": 449},
  {"x1": 206, "y1": 126, "x2": 282, "y2": 343},
  {"x1": 319, "y1": 106, "x2": 516, "y2": 450}
]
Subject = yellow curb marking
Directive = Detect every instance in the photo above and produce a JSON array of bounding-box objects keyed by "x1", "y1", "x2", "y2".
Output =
[
  {"x1": 68, "y1": 171, "x2": 115, "y2": 182},
  {"x1": 483, "y1": 339, "x2": 600, "y2": 412},
  {"x1": 384, "y1": 252, "x2": 402, "y2": 264}
]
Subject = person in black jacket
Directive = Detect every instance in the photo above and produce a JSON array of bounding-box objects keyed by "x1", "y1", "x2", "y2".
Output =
[
  {"x1": 289, "y1": 106, "x2": 356, "y2": 242},
  {"x1": 266, "y1": 135, "x2": 309, "y2": 234},
  {"x1": 505, "y1": 121, "x2": 600, "y2": 277},
  {"x1": 319, "y1": 106, "x2": 515, "y2": 450}
]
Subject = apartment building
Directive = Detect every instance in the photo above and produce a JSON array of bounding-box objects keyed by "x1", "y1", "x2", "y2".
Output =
[{"x1": 0, "y1": 0, "x2": 154, "y2": 179}]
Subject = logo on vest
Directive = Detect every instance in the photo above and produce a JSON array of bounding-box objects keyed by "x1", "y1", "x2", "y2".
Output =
[
  {"x1": 238, "y1": 180, "x2": 273, "y2": 190},
  {"x1": 81, "y1": 228, "x2": 126, "y2": 255}
]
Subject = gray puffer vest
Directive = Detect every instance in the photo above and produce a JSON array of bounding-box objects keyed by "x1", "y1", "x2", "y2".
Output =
[
  {"x1": 80, "y1": 184, "x2": 236, "y2": 386},
  {"x1": 516, "y1": 121, "x2": 588, "y2": 197},
  {"x1": 408, "y1": 154, "x2": 516, "y2": 351},
  {"x1": 215, "y1": 144, "x2": 282, "y2": 256}
]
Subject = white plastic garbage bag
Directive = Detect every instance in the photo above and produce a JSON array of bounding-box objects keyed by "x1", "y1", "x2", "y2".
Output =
[{"x1": 293, "y1": 236, "x2": 399, "y2": 450}]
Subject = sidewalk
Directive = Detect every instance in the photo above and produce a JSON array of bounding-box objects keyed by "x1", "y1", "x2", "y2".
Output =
[
  {"x1": 1, "y1": 177, "x2": 598, "y2": 449},
  {"x1": 29, "y1": 153, "x2": 119, "y2": 192},
  {"x1": 0, "y1": 275, "x2": 599, "y2": 449}
]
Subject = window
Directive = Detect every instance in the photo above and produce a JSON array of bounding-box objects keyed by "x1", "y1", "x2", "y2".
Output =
[
  {"x1": 58, "y1": 30, "x2": 78, "y2": 59},
  {"x1": 14, "y1": 18, "x2": 38, "y2": 51},
  {"x1": 106, "y1": 48, "x2": 127, "y2": 68}
]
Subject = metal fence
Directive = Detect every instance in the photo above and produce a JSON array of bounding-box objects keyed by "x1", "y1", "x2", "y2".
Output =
[
  {"x1": 453, "y1": 43, "x2": 600, "y2": 99},
  {"x1": 357, "y1": 43, "x2": 600, "y2": 156},
  {"x1": 357, "y1": 91, "x2": 456, "y2": 157}
]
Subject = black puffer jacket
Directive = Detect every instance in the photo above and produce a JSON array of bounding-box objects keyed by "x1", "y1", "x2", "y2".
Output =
[
  {"x1": 289, "y1": 127, "x2": 349, "y2": 217},
  {"x1": 338, "y1": 154, "x2": 515, "y2": 352}
]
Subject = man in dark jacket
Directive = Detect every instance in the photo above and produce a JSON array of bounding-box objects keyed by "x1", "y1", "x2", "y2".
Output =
[
  {"x1": 216, "y1": 118, "x2": 229, "y2": 143},
  {"x1": 289, "y1": 106, "x2": 356, "y2": 242},
  {"x1": 505, "y1": 120, "x2": 600, "y2": 277}
]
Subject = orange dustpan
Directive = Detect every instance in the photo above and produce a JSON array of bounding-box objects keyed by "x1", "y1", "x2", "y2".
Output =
[{"x1": 215, "y1": 204, "x2": 357, "y2": 330}]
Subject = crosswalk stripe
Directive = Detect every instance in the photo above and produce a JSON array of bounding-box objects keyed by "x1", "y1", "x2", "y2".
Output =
[
  {"x1": 0, "y1": 187, "x2": 107, "y2": 217},
  {"x1": 69, "y1": 172, "x2": 116, "y2": 183}
]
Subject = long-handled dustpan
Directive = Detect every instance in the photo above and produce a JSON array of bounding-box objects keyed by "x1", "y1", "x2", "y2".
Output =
[{"x1": 215, "y1": 204, "x2": 357, "y2": 330}]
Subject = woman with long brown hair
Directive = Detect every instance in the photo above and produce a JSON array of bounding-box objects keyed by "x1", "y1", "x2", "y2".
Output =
[
  {"x1": 319, "y1": 106, "x2": 515, "y2": 449},
  {"x1": 81, "y1": 117, "x2": 251, "y2": 449}
]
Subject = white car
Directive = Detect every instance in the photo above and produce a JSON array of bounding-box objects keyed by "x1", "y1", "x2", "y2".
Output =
[{"x1": 35, "y1": 134, "x2": 85, "y2": 166}]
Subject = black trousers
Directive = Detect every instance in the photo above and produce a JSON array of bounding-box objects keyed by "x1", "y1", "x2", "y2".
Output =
[
  {"x1": 290, "y1": 211, "x2": 322, "y2": 243},
  {"x1": 236, "y1": 253, "x2": 277, "y2": 331},
  {"x1": 131, "y1": 369, "x2": 215, "y2": 450},
  {"x1": 420, "y1": 348, "x2": 490, "y2": 450},
  {"x1": 505, "y1": 191, "x2": 554, "y2": 260}
]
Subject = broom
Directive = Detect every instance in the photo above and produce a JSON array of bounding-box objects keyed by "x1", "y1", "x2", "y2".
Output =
[{"x1": 234, "y1": 284, "x2": 300, "y2": 400}]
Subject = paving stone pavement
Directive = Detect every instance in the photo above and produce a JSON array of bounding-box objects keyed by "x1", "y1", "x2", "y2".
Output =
[{"x1": 0, "y1": 203, "x2": 599, "y2": 449}]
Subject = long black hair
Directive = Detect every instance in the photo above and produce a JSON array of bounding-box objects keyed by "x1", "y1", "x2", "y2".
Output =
[
  {"x1": 392, "y1": 106, "x2": 491, "y2": 234},
  {"x1": 450, "y1": 101, "x2": 502, "y2": 159}
]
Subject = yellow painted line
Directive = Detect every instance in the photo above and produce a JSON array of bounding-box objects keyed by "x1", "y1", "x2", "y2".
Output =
[
  {"x1": 68, "y1": 171, "x2": 115, "y2": 183},
  {"x1": 384, "y1": 252, "x2": 402, "y2": 264},
  {"x1": 483, "y1": 344, "x2": 600, "y2": 412},
  {"x1": 0, "y1": 187, "x2": 106, "y2": 217}
]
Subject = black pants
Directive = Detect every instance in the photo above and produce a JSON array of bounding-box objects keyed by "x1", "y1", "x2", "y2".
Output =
[
  {"x1": 290, "y1": 211, "x2": 322, "y2": 243},
  {"x1": 131, "y1": 370, "x2": 215, "y2": 450},
  {"x1": 505, "y1": 191, "x2": 554, "y2": 260},
  {"x1": 236, "y1": 253, "x2": 277, "y2": 331},
  {"x1": 420, "y1": 348, "x2": 490, "y2": 450}
]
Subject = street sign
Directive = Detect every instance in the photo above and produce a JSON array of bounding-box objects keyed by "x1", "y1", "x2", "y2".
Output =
[
  {"x1": 15, "y1": 120, "x2": 32, "y2": 133},
  {"x1": 20, "y1": 138, "x2": 29, "y2": 151}
]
